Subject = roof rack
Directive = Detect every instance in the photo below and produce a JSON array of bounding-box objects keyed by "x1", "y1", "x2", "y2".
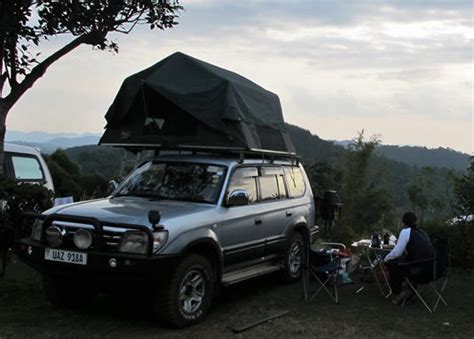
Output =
[{"x1": 100, "y1": 143, "x2": 300, "y2": 164}]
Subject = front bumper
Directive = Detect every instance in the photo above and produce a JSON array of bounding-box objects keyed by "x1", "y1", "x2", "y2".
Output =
[{"x1": 16, "y1": 239, "x2": 180, "y2": 283}]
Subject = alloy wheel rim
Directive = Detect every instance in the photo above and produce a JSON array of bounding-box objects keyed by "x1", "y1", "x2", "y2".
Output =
[
  {"x1": 179, "y1": 269, "x2": 205, "y2": 314},
  {"x1": 288, "y1": 242, "x2": 302, "y2": 275}
]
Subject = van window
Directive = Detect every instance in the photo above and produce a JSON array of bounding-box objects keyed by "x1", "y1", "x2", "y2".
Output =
[
  {"x1": 11, "y1": 155, "x2": 44, "y2": 181},
  {"x1": 227, "y1": 167, "x2": 258, "y2": 204},
  {"x1": 284, "y1": 166, "x2": 306, "y2": 198}
]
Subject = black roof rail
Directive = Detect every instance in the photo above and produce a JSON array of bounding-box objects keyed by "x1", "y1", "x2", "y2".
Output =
[{"x1": 101, "y1": 143, "x2": 300, "y2": 163}]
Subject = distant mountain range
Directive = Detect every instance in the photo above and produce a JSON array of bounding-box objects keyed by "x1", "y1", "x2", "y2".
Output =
[
  {"x1": 6, "y1": 130, "x2": 101, "y2": 154},
  {"x1": 5, "y1": 128, "x2": 471, "y2": 171},
  {"x1": 329, "y1": 138, "x2": 470, "y2": 171},
  {"x1": 375, "y1": 145, "x2": 470, "y2": 171}
]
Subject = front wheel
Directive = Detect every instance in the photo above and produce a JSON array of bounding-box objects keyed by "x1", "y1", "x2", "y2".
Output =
[
  {"x1": 154, "y1": 254, "x2": 214, "y2": 328},
  {"x1": 281, "y1": 232, "x2": 304, "y2": 282}
]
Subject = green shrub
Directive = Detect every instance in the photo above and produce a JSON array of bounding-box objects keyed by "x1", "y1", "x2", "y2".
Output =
[
  {"x1": 424, "y1": 219, "x2": 474, "y2": 269},
  {"x1": 0, "y1": 177, "x2": 53, "y2": 249}
]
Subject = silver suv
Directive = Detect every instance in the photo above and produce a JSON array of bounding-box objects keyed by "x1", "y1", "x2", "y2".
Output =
[{"x1": 18, "y1": 153, "x2": 316, "y2": 327}]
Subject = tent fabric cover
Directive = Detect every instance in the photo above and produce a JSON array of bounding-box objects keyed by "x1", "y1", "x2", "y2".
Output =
[{"x1": 100, "y1": 52, "x2": 295, "y2": 153}]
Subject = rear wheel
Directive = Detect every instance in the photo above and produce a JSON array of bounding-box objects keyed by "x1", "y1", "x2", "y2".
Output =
[
  {"x1": 154, "y1": 254, "x2": 214, "y2": 328},
  {"x1": 282, "y1": 232, "x2": 304, "y2": 282}
]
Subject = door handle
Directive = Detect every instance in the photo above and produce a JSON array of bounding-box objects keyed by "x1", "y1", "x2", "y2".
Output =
[
  {"x1": 254, "y1": 218, "x2": 262, "y2": 225},
  {"x1": 286, "y1": 211, "x2": 293, "y2": 217}
]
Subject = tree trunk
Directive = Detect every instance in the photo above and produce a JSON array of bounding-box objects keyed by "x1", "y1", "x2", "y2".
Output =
[{"x1": 0, "y1": 102, "x2": 8, "y2": 177}]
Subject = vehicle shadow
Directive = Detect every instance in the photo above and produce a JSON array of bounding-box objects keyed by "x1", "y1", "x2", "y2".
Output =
[{"x1": 61, "y1": 270, "x2": 288, "y2": 322}]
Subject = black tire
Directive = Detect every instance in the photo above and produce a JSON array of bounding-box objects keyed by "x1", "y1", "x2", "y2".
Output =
[
  {"x1": 281, "y1": 232, "x2": 304, "y2": 282},
  {"x1": 154, "y1": 254, "x2": 214, "y2": 328},
  {"x1": 42, "y1": 274, "x2": 96, "y2": 307}
]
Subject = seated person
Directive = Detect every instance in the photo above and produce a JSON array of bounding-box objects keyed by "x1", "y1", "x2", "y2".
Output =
[{"x1": 383, "y1": 212, "x2": 434, "y2": 304}]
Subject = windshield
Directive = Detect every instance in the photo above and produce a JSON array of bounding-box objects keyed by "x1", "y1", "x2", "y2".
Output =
[{"x1": 114, "y1": 161, "x2": 227, "y2": 204}]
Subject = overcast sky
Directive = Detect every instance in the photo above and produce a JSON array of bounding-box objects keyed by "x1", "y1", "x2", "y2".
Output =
[{"x1": 7, "y1": 0, "x2": 473, "y2": 154}]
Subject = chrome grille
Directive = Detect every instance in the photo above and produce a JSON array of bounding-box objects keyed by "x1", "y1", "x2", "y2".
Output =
[{"x1": 102, "y1": 232, "x2": 122, "y2": 250}]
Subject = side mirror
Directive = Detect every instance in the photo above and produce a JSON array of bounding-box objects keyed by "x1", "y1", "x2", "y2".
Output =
[
  {"x1": 226, "y1": 189, "x2": 250, "y2": 207},
  {"x1": 148, "y1": 210, "x2": 162, "y2": 229},
  {"x1": 108, "y1": 180, "x2": 119, "y2": 194}
]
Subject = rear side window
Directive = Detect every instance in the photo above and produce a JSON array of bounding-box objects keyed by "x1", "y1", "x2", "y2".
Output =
[
  {"x1": 11, "y1": 155, "x2": 44, "y2": 181},
  {"x1": 284, "y1": 166, "x2": 306, "y2": 198},
  {"x1": 277, "y1": 174, "x2": 287, "y2": 198},
  {"x1": 259, "y1": 175, "x2": 279, "y2": 201},
  {"x1": 227, "y1": 167, "x2": 258, "y2": 204},
  {"x1": 258, "y1": 167, "x2": 287, "y2": 201}
]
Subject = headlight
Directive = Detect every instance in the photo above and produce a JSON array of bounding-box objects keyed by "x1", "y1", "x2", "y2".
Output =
[
  {"x1": 118, "y1": 231, "x2": 148, "y2": 254},
  {"x1": 73, "y1": 229, "x2": 93, "y2": 250},
  {"x1": 45, "y1": 226, "x2": 64, "y2": 248},
  {"x1": 31, "y1": 219, "x2": 44, "y2": 241},
  {"x1": 153, "y1": 230, "x2": 168, "y2": 253}
]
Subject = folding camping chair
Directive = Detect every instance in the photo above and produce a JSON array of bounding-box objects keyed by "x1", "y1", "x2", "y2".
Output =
[
  {"x1": 401, "y1": 238, "x2": 450, "y2": 313},
  {"x1": 303, "y1": 242, "x2": 346, "y2": 304}
]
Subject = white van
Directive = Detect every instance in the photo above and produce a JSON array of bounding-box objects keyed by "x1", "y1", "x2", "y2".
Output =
[
  {"x1": 3, "y1": 143, "x2": 54, "y2": 192},
  {"x1": 1, "y1": 143, "x2": 54, "y2": 277}
]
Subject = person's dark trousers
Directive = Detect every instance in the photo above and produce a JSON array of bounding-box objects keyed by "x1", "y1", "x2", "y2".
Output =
[
  {"x1": 385, "y1": 260, "x2": 405, "y2": 294},
  {"x1": 385, "y1": 259, "x2": 434, "y2": 295}
]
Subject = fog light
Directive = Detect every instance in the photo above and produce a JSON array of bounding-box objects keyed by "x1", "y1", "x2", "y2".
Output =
[
  {"x1": 45, "y1": 226, "x2": 64, "y2": 248},
  {"x1": 109, "y1": 258, "x2": 118, "y2": 268},
  {"x1": 73, "y1": 229, "x2": 93, "y2": 250}
]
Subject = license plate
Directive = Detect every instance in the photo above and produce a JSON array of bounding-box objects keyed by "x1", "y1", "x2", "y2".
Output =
[{"x1": 44, "y1": 248, "x2": 88, "y2": 265}]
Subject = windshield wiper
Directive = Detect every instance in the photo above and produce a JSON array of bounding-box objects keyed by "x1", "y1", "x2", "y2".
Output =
[
  {"x1": 149, "y1": 196, "x2": 211, "y2": 204},
  {"x1": 112, "y1": 192, "x2": 156, "y2": 199}
]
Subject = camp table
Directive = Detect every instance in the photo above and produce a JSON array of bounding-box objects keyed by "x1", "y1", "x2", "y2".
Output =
[{"x1": 351, "y1": 239, "x2": 394, "y2": 298}]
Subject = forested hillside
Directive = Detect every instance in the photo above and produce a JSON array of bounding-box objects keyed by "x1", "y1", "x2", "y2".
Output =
[
  {"x1": 376, "y1": 145, "x2": 470, "y2": 171},
  {"x1": 65, "y1": 145, "x2": 125, "y2": 179},
  {"x1": 284, "y1": 125, "x2": 461, "y2": 225},
  {"x1": 285, "y1": 124, "x2": 341, "y2": 162}
]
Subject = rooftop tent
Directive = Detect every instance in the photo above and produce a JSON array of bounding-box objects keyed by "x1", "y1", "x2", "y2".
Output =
[{"x1": 100, "y1": 52, "x2": 295, "y2": 154}]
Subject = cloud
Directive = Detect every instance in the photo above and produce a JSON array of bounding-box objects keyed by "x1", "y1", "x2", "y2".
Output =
[
  {"x1": 7, "y1": 0, "x2": 473, "y2": 154},
  {"x1": 183, "y1": 0, "x2": 472, "y2": 27},
  {"x1": 377, "y1": 68, "x2": 441, "y2": 82}
]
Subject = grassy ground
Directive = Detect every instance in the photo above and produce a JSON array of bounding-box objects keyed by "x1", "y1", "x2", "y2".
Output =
[{"x1": 0, "y1": 257, "x2": 473, "y2": 338}]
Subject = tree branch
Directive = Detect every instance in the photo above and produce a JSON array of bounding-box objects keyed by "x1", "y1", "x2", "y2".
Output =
[
  {"x1": 0, "y1": 72, "x2": 7, "y2": 97},
  {"x1": 4, "y1": 33, "x2": 89, "y2": 110},
  {"x1": 116, "y1": 15, "x2": 143, "y2": 34}
]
